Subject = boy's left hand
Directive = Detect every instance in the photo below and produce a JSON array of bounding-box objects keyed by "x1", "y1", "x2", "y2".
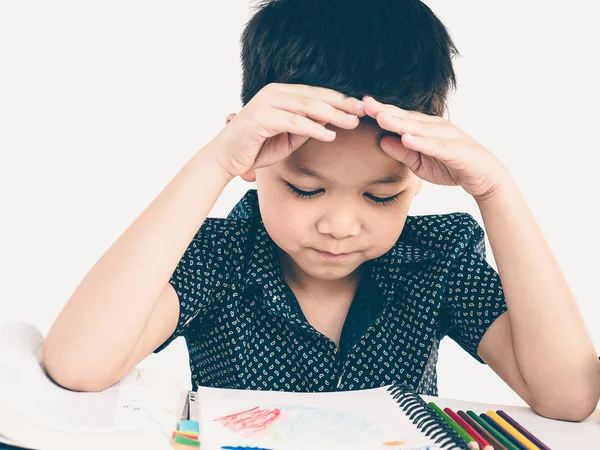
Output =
[{"x1": 363, "y1": 95, "x2": 511, "y2": 201}]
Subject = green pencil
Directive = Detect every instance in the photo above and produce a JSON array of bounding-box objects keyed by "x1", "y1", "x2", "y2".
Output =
[
  {"x1": 465, "y1": 411, "x2": 521, "y2": 450},
  {"x1": 428, "y1": 402, "x2": 479, "y2": 450}
]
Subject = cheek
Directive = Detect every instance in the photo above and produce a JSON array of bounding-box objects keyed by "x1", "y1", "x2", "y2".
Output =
[
  {"x1": 365, "y1": 202, "x2": 411, "y2": 255},
  {"x1": 370, "y1": 217, "x2": 406, "y2": 247},
  {"x1": 264, "y1": 207, "x2": 297, "y2": 236},
  {"x1": 257, "y1": 189, "x2": 305, "y2": 247}
]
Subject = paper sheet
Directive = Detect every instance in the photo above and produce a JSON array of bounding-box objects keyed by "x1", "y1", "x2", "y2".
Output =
[
  {"x1": 0, "y1": 322, "x2": 182, "y2": 437},
  {"x1": 197, "y1": 385, "x2": 443, "y2": 450}
]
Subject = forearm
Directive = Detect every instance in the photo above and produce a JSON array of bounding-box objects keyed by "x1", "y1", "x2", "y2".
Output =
[
  {"x1": 476, "y1": 175, "x2": 600, "y2": 412},
  {"x1": 44, "y1": 137, "x2": 233, "y2": 384}
]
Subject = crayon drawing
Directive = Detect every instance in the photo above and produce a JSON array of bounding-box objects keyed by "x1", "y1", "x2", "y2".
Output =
[
  {"x1": 213, "y1": 403, "x2": 415, "y2": 448},
  {"x1": 215, "y1": 406, "x2": 282, "y2": 438}
]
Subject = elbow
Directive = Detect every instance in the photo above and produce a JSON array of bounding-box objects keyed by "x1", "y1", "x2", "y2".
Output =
[
  {"x1": 529, "y1": 384, "x2": 600, "y2": 422},
  {"x1": 525, "y1": 357, "x2": 600, "y2": 422},
  {"x1": 42, "y1": 341, "x2": 115, "y2": 393}
]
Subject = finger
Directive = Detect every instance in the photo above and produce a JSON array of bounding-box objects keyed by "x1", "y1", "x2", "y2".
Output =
[
  {"x1": 268, "y1": 107, "x2": 337, "y2": 142},
  {"x1": 379, "y1": 135, "x2": 423, "y2": 172},
  {"x1": 376, "y1": 113, "x2": 453, "y2": 161},
  {"x1": 273, "y1": 83, "x2": 366, "y2": 116},
  {"x1": 271, "y1": 92, "x2": 360, "y2": 130},
  {"x1": 375, "y1": 110, "x2": 459, "y2": 140},
  {"x1": 392, "y1": 132, "x2": 452, "y2": 162},
  {"x1": 363, "y1": 95, "x2": 445, "y2": 123}
]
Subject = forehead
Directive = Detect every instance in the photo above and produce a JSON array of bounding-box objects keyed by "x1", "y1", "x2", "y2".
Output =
[{"x1": 280, "y1": 119, "x2": 409, "y2": 185}]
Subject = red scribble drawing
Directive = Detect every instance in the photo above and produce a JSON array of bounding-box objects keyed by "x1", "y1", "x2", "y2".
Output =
[{"x1": 215, "y1": 406, "x2": 282, "y2": 438}]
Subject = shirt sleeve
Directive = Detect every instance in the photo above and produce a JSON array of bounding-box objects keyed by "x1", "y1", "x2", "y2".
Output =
[
  {"x1": 153, "y1": 218, "x2": 238, "y2": 354},
  {"x1": 440, "y1": 213, "x2": 508, "y2": 364}
]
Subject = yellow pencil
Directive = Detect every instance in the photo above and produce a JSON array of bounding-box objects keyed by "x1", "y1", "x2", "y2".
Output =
[{"x1": 486, "y1": 410, "x2": 540, "y2": 450}]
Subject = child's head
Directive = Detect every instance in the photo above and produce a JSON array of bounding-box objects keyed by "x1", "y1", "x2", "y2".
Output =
[
  {"x1": 235, "y1": 0, "x2": 459, "y2": 286},
  {"x1": 240, "y1": 0, "x2": 459, "y2": 117}
]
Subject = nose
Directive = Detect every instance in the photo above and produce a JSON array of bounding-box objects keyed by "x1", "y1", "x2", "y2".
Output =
[{"x1": 316, "y1": 201, "x2": 361, "y2": 239}]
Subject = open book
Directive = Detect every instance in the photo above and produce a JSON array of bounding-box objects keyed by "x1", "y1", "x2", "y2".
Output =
[
  {"x1": 0, "y1": 322, "x2": 187, "y2": 450},
  {"x1": 0, "y1": 322, "x2": 470, "y2": 450}
]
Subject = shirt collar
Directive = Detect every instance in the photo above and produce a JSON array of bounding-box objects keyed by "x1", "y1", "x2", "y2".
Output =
[
  {"x1": 227, "y1": 189, "x2": 440, "y2": 315},
  {"x1": 226, "y1": 190, "x2": 299, "y2": 319}
]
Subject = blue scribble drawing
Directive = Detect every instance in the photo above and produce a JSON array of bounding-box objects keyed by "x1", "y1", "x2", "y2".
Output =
[
  {"x1": 221, "y1": 446, "x2": 274, "y2": 450},
  {"x1": 274, "y1": 404, "x2": 380, "y2": 445}
]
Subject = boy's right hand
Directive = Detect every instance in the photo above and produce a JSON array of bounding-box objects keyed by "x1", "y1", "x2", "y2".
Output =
[{"x1": 213, "y1": 83, "x2": 366, "y2": 179}]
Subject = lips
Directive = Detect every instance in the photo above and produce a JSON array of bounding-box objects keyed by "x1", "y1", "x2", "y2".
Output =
[
  {"x1": 316, "y1": 249, "x2": 349, "y2": 256},
  {"x1": 312, "y1": 248, "x2": 354, "y2": 261}
]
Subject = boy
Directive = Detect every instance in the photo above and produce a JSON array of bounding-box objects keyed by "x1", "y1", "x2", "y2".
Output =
[{"x1": 43, "y1": 0, "x2": 599, "y2": 421}]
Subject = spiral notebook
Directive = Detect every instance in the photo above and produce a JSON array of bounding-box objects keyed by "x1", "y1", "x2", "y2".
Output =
[{"x1": 196, "y1": 383, "x2": 470, "y2": 450}]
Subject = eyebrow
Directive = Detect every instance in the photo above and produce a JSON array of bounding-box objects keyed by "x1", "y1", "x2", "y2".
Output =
[{"x1": 283, "y1": 160, "x2": 410, "y2": 185}]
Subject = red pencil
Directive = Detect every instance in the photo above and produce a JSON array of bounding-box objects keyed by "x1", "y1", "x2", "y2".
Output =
[
  {"x1": 444, "y1": 407, "x2": 493, "y2": 450},
  {"x1": 458, "y1": 411, "x2": 509, "y2": 450}
]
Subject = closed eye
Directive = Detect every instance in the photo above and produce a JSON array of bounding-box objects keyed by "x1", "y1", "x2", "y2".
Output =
[{"x1": 285, "y1": 182, "x2": 401, "y2": 206}]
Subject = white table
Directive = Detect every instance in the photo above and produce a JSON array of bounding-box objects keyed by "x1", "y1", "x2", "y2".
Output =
[{"x1": 422, "y1": 395, "x2": 600, "y2": 450}]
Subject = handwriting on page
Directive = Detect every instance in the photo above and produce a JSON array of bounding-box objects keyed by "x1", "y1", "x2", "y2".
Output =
[{"x1": 1, "y1": 359, "x2": 178, "y2": 436}]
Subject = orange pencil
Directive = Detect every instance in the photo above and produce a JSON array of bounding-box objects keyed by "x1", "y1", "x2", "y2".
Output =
[{"x1": 444, "y1": 408, "x2": 493, "y2": 450}]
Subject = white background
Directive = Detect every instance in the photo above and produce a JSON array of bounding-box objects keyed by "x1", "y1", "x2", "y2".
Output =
[{"x1": 1, "y1": 1, "x2": 598, "y2": 406}]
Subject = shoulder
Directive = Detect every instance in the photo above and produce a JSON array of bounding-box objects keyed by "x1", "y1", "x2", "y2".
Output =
[
  {"x1": 400, "y1": 212, "x2": 485, "y2": 257},
  {"x1": 195, "y1": 216, "x2": 252, "y2": 244},
  {"x1": 192, "y1": 189, "x2": 263, "y2": 250}
]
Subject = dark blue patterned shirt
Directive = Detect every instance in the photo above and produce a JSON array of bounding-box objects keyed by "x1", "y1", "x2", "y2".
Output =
[{"x1": 153, "y1": 189, "x2": 507, "y2": 395}]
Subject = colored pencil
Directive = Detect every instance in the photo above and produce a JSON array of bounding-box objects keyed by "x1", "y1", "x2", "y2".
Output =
[
  {"x1": 428, "y1": 402, "x2": 479, "y2": 449},
  {"x1": 497, "y1": 410, "x2": 551, "y2": 450},
  {"x1": 458, "y1": 411, "x2": 510, "y2": 450},
  {"x1": 481, "y1": 413, "x2": 527, "y2": 450},
  {"x1": 444, "y1": 408, "x2": 493, "y2": 450},
  {"x1": 466, "y1": 411, "x2": 522, "y2": 450},
  {"x1": 486, "y1": 410, "x2": 540, "y2": 450}
]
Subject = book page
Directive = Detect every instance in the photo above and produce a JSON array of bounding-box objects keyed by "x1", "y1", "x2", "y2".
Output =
[
  {"x1": 0, "y1": 322, "x2": 183, "y2": 439},
  {"x1": 197, "y1": 385, "x2": 443, "y2": 450},
  {"x1": 0, "y1": 321, "x2": 45, "y2": 386},
  {"x1": 0, "y1": 431, "x2": 17, "y2": 446}
]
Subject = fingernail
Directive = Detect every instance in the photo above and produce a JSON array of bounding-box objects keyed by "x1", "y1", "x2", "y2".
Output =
[{"x1": 356, "y1": 101, "x2": 364, "y2": 111}]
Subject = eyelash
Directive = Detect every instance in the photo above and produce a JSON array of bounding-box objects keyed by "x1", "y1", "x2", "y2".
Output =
[{"x1": 285, "y1": 183, "x2": 400, "y2": 206}]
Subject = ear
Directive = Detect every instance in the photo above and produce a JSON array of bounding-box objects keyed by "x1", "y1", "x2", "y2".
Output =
[
  {"x1": 225, "y1": 113, "x2": 237, "y2": 125},
  {"x1": 414, "y1": 178, "x2": 423, "y2": 196},
  {"x1": 240, "y1": 168, "x2": 256, "y2": 182}
]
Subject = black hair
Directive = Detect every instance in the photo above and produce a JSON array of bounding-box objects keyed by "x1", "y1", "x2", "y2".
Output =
[{"x1": 240, "y1": 0, "x2": 460, "y2": 118}]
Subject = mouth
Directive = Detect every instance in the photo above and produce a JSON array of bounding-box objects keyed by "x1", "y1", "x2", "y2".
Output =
[{"x1": 313, "y1": 248, "x2": 353, "y2": 261}]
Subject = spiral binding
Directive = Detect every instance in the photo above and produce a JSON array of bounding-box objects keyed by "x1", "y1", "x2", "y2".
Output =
[{"x1": 387, "y1": 383, "x2": 470, "y2": 450}]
